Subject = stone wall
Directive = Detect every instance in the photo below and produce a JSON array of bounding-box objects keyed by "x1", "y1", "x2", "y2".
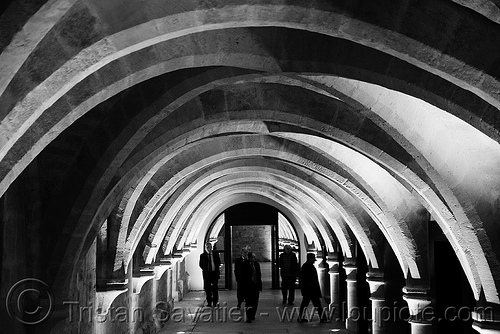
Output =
[
  {"x1": 82, "y1": 259, "x2": 185, "y2": 334},
  {"x1": 0, "y1": 165, "x2": 45, "y2": 334},
  {"x1": 231, "y1": 225, "x2": 272, "y2": 262},
  {"x1": 45, "y1": 255, "x2": 186, "y2": 334}
]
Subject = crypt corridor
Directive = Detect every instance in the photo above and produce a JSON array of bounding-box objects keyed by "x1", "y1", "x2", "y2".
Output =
[{"x1": 1, "y1": 0, "x2": 500, "y2": 333}]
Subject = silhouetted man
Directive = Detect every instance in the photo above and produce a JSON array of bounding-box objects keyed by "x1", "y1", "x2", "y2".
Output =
[
  {"x1": 199, "y1": 242, "x2": 221, "y2": 307},
  {"x1": 234, "y1": 246, "x2": 249, "y2": 309},
  {"x1": 279, "y1": 245, "x2": 298, "y2": 305},
  {"x1": 298, "y1": 253, "x2": 327, "y2": 322},
  {"x1": 243, "y1": 252, "x2": 262, "y2": 323}
]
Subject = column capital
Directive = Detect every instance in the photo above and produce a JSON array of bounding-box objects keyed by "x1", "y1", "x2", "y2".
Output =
[
  {"x1": 153, "y1": 262, "x2": 172, "y2": 279},
  {"x1": 366, "y1": 270, "x2": 384, "y2": 280},
  {"x1": 402, "y1": 286, "x2": 433, "y2": 322},
  {"x1": 327, "y1": 252, "x2": 339, "y2": 271},
  {"x1": 329, "y1": 263, "x2": 340, "y2": 274},
  {"x1": 173, "y1": 250, "x2": 184, "y2": 258},
  {"x1": 344, "y1": 264, "x2": 357, "y2": 281},
  {"x1": 472, "y1": 306, "x2": 500, "y2": 334},
  {"x1": 327, "y1": 252, "x2": 338, "y2": 261},
  {"x1": 366, "y1": 272, "x2": 385, "y2": 300},
  {"x1": 96, "y1": 279, "x2": 128, "y2": 292},
  {"x1": 158, "y1": 257, "x2": 172, "y2": 266},
  {"x1": 343, "y1": 259, "x2": 357, "y2": 279},
  {"x1": 133, "y1": 265, "x2": 155, "y2": 277},
  {"x1": 343, "y1": 258, "x2": 356, "y2": 267},
  {"x1": 473, "y1": 319, "x2": 500, "y2": 334}
]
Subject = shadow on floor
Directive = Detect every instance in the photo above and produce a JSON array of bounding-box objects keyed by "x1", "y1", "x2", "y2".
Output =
[{"x1": 157, "y1": 289, "x2": 349, "y2": 333}]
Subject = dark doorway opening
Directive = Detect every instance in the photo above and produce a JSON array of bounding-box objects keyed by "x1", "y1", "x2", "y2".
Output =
[
  {"x1": 224, "y1": 202, "x2": 278, "y2": 290},
  {"x1": 431, "y1": 221, "x2": 475, "y2": 334},
  {"x1": 206, "y1": 202, "x2": 301, "y2": 291},
  {"x1": 434, "y1": 240, "x2": 475, "y2": 334}
]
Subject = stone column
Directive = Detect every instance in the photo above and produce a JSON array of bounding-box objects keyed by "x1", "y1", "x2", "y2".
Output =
[
  {"x1": 473, "y1": 321, "x2": 500, "y2": 334},
  {"x1": 327, "y1": 253, "x2": 340, "y2": 319},
  {"x1": 96, "y1": 219, "x2": 109, "y2": 290},
  {"x1": 344, "y1": 262, "x2": 359, "y2": 331},
  {"x1": 318, "y1": 255, "x2": 329, "y2": 303},
  {"x1": 367, "y1": 272, "x2": 385, "y2": 334},
  {"x1": 402, "y1": 287, "x2": 434, "y2": 334},
  {"x1": 472, "y1": 305, "x2": 500, "y2": 334}
]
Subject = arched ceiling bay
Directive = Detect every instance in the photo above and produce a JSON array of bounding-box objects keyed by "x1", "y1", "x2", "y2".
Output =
[{"x1": 1, "y1": 0, "x2": 500, "y2": 305}]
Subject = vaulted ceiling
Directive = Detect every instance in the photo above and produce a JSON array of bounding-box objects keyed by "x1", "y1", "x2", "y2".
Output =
[{"x1": 1, "y1": 0, "x2": 500, "y2": 306}]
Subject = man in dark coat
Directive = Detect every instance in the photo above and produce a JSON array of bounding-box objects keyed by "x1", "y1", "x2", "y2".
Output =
[
  {"x1": 243, "y1": 252, "x2": 262, "y2": 323},
  {"x1": 279, "y1": 245, "x2": 298, "y2": 305},
  {"x1": 234, "y1": 246, "x2": 249, "y2": 309},
  {"x1": 298, "y1": 253, "x2": 326, "y2": 322},
  {"x1": 199, "y1": 242, "x2": 221, "y2": 307}
]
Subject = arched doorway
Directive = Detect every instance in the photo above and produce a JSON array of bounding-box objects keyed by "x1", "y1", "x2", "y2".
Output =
[{"x1": 206, "y1": 202, "x2": 300, "y2": 290}]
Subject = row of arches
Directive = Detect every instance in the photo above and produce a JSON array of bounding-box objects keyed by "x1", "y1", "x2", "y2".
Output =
[{"x1": 1, "y1": 1, "x2": 500, "y2": 333}]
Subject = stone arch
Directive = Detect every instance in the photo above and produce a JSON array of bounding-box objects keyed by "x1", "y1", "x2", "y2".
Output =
[
  {"x1": 52, "y1": 113, "x2": 494, "y2": 306},
  {"x1": 1, "y1": 2, "x2": 495, "y2": 198},
  {"x1": 4, "y1": 13, "x2": 492, "y2": 303},
  {"x1": 106, "y1": 134, "x2": 420, "y2": 277},
  {"x1": 2, "y1": 3, "x2": 500, "y2": 333}
]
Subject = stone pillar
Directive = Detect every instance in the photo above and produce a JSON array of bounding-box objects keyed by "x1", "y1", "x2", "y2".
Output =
[
  {"x1": 327, "y1": 253, "x2": 340, "y2": 319},
  {"x1": 473, "y1": 321, "x2": 500, "y2": 334},
  {"x1": 313, "y1": 249, "x2": 322, "y2": 269},
  {"x1": 317, "y1": 255, "x2": 329, "y2": 302},
  {"x1": 171, "y1": 252, "x2": 184, "y2": 301},
  {"x1": 96, "y1": 220, "x2": 109, "y2": 290},
  {"x1": 472, "y1": 305, "x2": 500, "y2": 334},
  {"x1": 344, "y1": 262, "x2": 359, "y2": 332},
  {"x1": 367, "y1": 272, "x2": 385, "y2": 334},
  {"x1": 96, "y1": 211, "x2": 126, "y2": 291},
  {"x1": 402, "y1": 287, "x2": 434, "y2": 334}
]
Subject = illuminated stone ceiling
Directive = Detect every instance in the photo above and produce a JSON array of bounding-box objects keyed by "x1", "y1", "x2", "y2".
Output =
[{"x1": 1, "y1": 0, "x2": 500, "y2": 306}]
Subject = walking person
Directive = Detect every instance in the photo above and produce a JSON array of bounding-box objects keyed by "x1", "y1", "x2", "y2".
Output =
[
  {"x1": 279, "y1": 245, "x2": 298, "y2": 305},
  {"x1": 297, "y1": 253, "x2": 327, "y2": 322},
  {"x1": 243, "y1": 252, "x2": 262, "y2": 323},
  {"x1": 234, "y1": 246, "x2": 249, "y2": 309},
  {"x1": 199, "y1": 242, "x2": 221, "y2": 307}
]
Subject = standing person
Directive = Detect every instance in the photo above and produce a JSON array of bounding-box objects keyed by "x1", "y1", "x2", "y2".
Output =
[
  {"x1": 234, "y1": 246, "x2": 249, "y2": 309},
  {"x1": 279, "y1": 245, "x2": 298, "y2": 305},
  {"x1": 243, "y1": 252, "x2": 262, "y2": 323},
  {"x1": 297, "y1": 253, "x2": 327, "y2": 322},
  {"x1": 199, "y1": 242, "x2": 221, "y2": 307}
]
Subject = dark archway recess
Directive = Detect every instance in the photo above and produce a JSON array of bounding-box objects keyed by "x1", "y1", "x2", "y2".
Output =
[
  {"x1": 223, "y1": 202, "x2": 279, "y2": 290},
  {"x1": 431, "y1": 222, "x2": 475, "y2": 334},
  {"x1": 2, "y1": 1, "x2": 500, "y2": 333}
]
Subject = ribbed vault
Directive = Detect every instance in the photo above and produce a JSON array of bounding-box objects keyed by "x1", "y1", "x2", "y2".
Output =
[{"x1": 1, "y1": 2, "x2": 500, "y2": 331}]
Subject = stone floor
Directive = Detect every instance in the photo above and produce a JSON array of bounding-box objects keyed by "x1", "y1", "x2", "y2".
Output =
[{"x1": 158, "y1": 289, "x2": 349, "y2": 334}]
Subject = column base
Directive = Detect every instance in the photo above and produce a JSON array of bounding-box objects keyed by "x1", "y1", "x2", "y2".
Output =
[
  {"x1": 408, "y1": 321, "x2": 434, "y2": 334},
  {"x1": 473, "y1": 319, "x2": 500, "y2": 334},
  {"x1": 328, "y1": 302, "x2": 341, "y2": 321},
  {"x1": 346, "y1": 317, "x2": 359, "y2": 332}
]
